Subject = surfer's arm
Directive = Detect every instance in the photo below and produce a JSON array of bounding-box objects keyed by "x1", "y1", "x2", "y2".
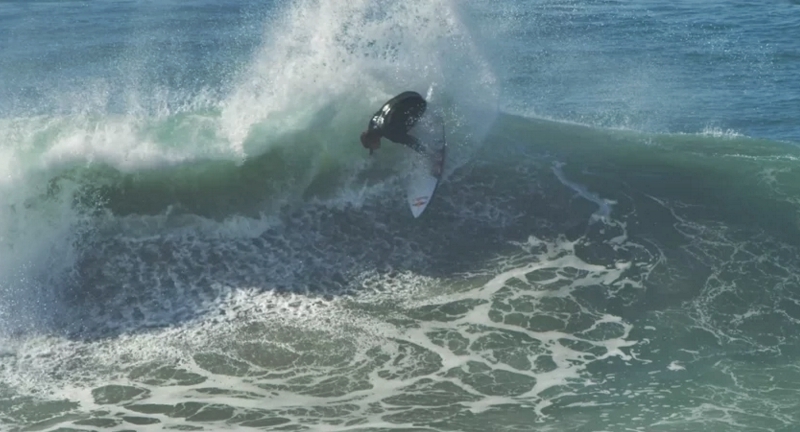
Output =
[{"x1": 361, "y1": 113, "x2": 385, "y2": 154}]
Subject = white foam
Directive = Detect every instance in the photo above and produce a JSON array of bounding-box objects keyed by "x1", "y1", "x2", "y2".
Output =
[
  {"x1": 700, "y1": 126, "x2": 743, "y2": 139},
  {"x1": 552, "y1": 161, "x2": 616, "y2": 225},
  {"x1": 667, "y1": 361, "x2": 685, "y2": 371},
  {"x1": 0, "y1": 219, "x2": 648, "y2": 429}
]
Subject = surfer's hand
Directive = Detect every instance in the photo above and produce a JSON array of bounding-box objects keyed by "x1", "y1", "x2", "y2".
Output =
[{"x1": 361, "y1": 130, "x2": 381, "y2": 155}]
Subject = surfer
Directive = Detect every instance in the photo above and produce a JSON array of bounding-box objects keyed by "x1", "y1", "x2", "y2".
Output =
[
  {"x1": 360, "y1": 91, "x2": 428, "y2": 156},
  {"x1": 361, "y1": 90, "x2": 447, "y2": 216}
]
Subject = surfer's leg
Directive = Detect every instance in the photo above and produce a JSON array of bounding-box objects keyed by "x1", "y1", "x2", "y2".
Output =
[
  {"x1": 401, "y1": 134, "x2": 443, "y2": 176},
  {"x1": 431, "y1": 151, "x2": 444, "y2": 176},
  {"x1": 399, "y1": 134, "x2": 427, "y2": 154}
]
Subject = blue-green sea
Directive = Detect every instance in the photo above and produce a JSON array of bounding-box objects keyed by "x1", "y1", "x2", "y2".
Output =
[{"x1": 2, "y1": 1, "x2": 800, "y2": 431}]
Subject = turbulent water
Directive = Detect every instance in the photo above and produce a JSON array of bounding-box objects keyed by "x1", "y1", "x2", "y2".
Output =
[{"x1": 2, "y1": 0, "x2": 800, "y2": 431}]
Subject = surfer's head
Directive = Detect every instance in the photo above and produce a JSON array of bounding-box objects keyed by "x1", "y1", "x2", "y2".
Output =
[{"x1": 360, "y1": 130, "x2": 381, "y2": 151}]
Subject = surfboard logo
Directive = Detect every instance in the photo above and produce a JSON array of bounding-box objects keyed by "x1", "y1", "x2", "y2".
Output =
[{"x1": 412, "y1": 196, "x2": 429, "y2": 207}]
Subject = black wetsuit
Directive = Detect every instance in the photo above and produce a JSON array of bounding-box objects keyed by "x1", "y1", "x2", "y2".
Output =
[{"x1": 366, "y1": 91, "x2": 427, "y2": 153}]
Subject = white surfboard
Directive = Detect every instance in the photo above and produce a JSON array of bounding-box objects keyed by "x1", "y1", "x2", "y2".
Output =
[{"x1": 406, "y1": 115, "x2": 447, "y2": 218}]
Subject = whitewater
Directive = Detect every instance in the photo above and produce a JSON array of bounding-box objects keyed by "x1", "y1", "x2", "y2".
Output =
[{"x1": 2, "y1": 0, "x2": 800, "y2": 431}]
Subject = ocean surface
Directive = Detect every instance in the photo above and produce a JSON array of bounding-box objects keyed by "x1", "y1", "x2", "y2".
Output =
[{"x1": 2, "y1": 0, "x2": 800, "y2": 431}]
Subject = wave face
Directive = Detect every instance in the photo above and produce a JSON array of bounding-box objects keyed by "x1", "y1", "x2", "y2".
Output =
[
  {"x1": 2, "y1": 0, "x2": 800, "y2": 431},
  {"x1": 0, "y1": 0, "x2": 498, "y2": 332}
]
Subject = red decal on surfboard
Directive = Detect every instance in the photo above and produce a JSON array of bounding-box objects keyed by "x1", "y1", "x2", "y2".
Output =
[{"x1": 412, "y1": 196, "x2": 429, "y2": 207}]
